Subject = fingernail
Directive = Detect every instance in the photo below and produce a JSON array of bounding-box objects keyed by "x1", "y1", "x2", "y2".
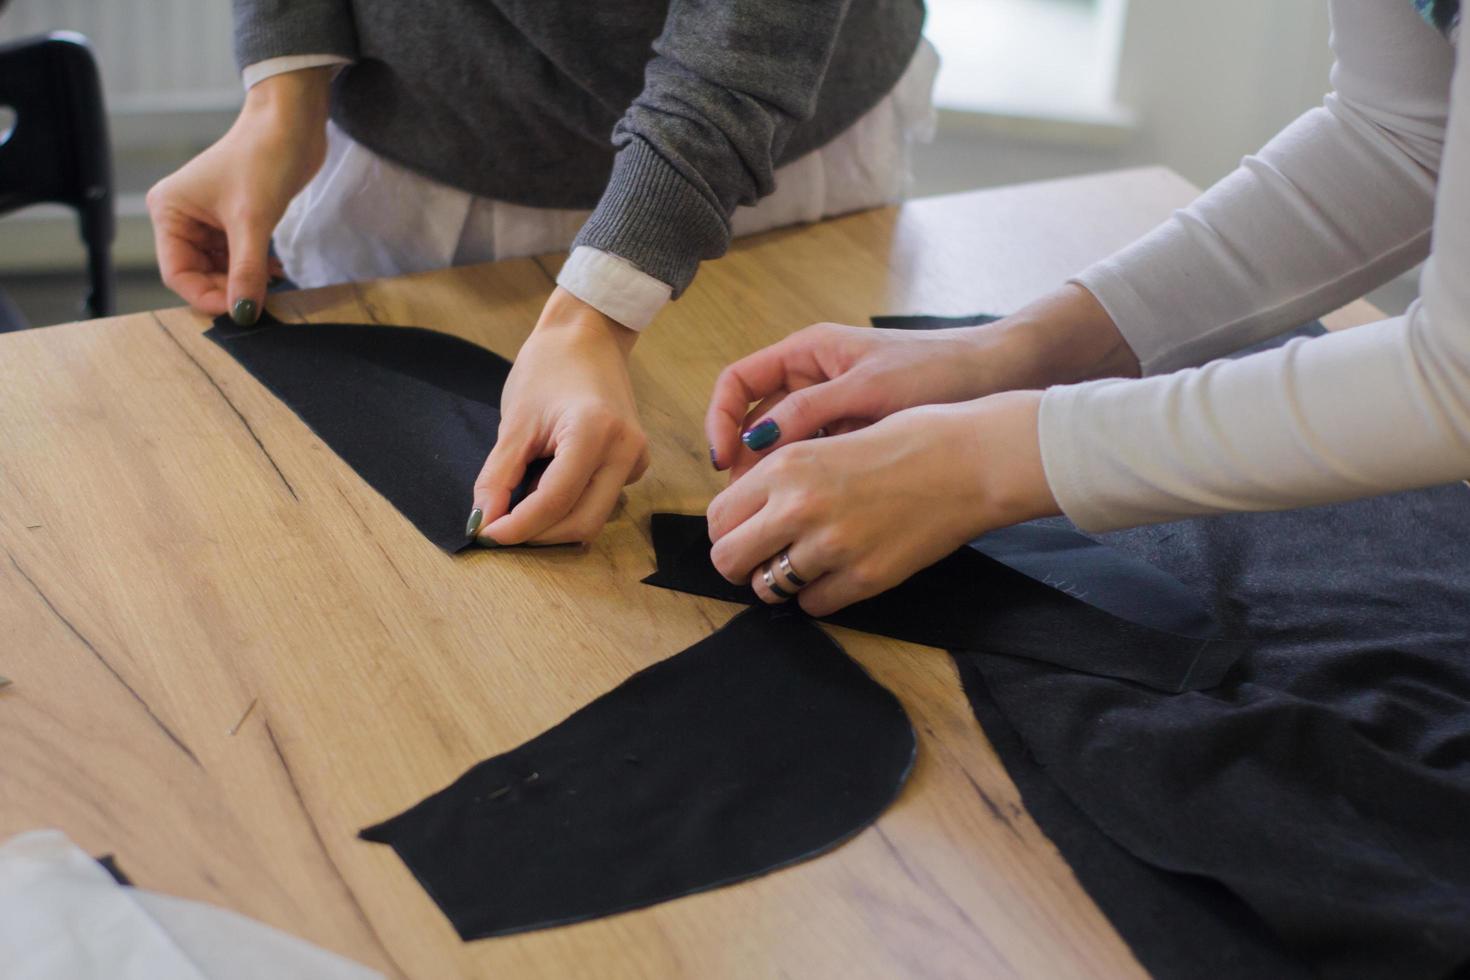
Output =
[
  {"x1": 742, "y1": 418, "x2": 780, "y2": 452},
  {"x1": 464, "y1": 507, "x2": 484, "y2": 540},
  {"x1": 231, "y1": 297, "x2": 259, "y2": 326},
  {"x1": 709, "y1": 445, "x2": 720, "y2": 470}
]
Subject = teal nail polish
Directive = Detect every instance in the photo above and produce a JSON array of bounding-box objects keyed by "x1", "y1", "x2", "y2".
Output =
[
  {"x1": 742, "y1": 418, "x2": 780, "y2": 452},
  {"x1": 464, "y1": 507, "x2": 484, "y2": 540},
  {"x1": 231, "y1": 297, "x2": 259, "y2": 326}
]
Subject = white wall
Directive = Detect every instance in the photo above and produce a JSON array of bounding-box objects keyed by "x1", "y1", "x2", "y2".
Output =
[
  {"x1": 916, "y1": 0, "x2": 1336, "y2": 196},
  {"x1": 1113, "y1": 0, "x2": 1334, "y2": 187}
]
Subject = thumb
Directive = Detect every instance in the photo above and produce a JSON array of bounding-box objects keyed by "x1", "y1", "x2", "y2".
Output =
[{"x1": 225, "y1": 214, "x2": 273, "y2": 325}]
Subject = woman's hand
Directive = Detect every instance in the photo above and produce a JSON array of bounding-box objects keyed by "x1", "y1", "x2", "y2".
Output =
[
  {"x1": 705, "y1": 286, "x2": 1139, "y2": 478},
  {"x1": 705, "y1": 391, "x2": 1059, "y2": 616},
  {"x1": 469, "y1": 288, "x2": 650, "y2": 546},
  {"x1": 146, "y1": 67, "x2": 335, "y2": 323}
]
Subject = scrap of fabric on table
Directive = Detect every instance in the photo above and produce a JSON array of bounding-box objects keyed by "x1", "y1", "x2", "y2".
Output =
[
  {"x1": 206, "y1": 311, "x2": 543, "y2": 552},
  {"x1": 644, "y1": 514, "x2": 1237, "y2": 692},
  {"x1": 876, "y1": 314, "x2": 1470, "y2": 979},
  {"x1": 361, "y1": 606, "x2": 915, "y2": 940}
]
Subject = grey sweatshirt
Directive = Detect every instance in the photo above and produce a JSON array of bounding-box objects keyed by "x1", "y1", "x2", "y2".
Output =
[{"x1": 232, "y1": 1, "x2": 925, "y2": 296}]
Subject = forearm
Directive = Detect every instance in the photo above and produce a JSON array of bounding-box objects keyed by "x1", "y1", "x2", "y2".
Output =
[
  {"x1": 1041, "y1": 305, "x2": 1470, "y2": 532},
  {"x1": 1076, "y1": 0, "x2": 1452, "y2": 375},
  {"x1": 572, "y1": 0, "x2": 860, "y2": 297}
]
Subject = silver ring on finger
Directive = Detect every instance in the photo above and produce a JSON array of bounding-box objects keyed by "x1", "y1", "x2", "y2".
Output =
[
  {"x1": 762, "y1": 561, "x2": 796, "y2": 599},
  {"x1": 777, "y1": 550, "x2": 807, "y2": 588}
]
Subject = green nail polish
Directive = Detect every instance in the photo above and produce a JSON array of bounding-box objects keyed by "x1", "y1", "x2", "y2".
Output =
[
  {"x1": 231, "y1": 297, "x2": 259, "y2": 326},
  {"x1": 742, "y1": 418, "x2": 780, "y2": 452},
  {"x1": 465, "y1": 507, "x2": 484, "y2": 540}
]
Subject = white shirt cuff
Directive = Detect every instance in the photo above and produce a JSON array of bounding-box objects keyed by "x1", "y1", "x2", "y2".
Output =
[
  {"x1": 555, "y1": 247, "x2": 672, "y2": 332},
  {"x1": 242, "y1": 55, "x2": 352, "y2": 91}
]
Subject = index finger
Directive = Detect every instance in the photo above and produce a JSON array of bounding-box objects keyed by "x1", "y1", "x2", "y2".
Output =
[
  {"x1": 153, "y1": 217, "x2": 229, "y2": 313},
  {"x1": 705, "y1": 340, "x2": 800, "y2": 470}
]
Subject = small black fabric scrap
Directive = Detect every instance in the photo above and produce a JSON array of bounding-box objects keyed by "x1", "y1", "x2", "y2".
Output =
[
  {"x1": 360, "y1": 605, "x2": 916, "y2": 940},
  {"x1": 94, "y1": 853, "x2": 132, "y2": 887},
  {"x1": 206, "y1": 312, "x2": 543, "y2": 552},
  {"x1": 643, "y1": 513, "x2": 1238, "y2": 692},
  {"x1": 870, "y1": 313, "x2": 1001, "y2": 330}
]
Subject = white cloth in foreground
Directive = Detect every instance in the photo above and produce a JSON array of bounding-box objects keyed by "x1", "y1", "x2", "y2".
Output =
[
  {"x1": 1041, "y1": 0, "x2": 1470, "y2": 531},
  {"x1": 0, "y1": 830, "x2": 382, "y2": 980}
]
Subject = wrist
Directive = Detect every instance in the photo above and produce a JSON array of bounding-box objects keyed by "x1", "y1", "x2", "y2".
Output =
[
  {"x1": 963, "y1": 391, "x2": 1059, "y2": 531},
  {"x1": 241, "y1": 66, "x2": 335, "y2": 133},
  {"x1": 534, "y1": 286, "x2": 639, "y2": 357},
  {"x1": 978, "y1": 283, "x2": 1140, "y2": 388}
]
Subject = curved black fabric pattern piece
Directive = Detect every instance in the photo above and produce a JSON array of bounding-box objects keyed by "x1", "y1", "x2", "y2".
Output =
[
  {"x1": 642, "y1": 513, "x2": 1238, "y2": 692},
  {"x1": 360, "y1": 606, "x2": 916, "y2": 940},
  {"x1": 206, "y1": 312, "x2": 544, "y2": 552}
]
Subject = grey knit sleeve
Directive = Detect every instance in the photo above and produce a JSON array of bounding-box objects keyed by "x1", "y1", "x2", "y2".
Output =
[
  {"x1": 571, "y1": 0, "x2": 857, "y2": 297},
  {"x1": 232, "y1": 0, "x2": 359, "y2": 70}
]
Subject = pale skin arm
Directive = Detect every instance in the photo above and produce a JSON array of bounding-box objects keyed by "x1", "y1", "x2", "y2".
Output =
[
  {"x1": 703, "y1": 284, "x2": 1138, "y2": 613},
  {"x1": 148, "y1": 69, "x2": 650, "y2": 548},
  {"x1": 147, "y1": 67, "x2": 336, "y2": 321}
]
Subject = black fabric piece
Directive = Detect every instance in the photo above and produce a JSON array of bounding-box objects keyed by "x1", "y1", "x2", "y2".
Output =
[
  {"x1": 971, "y1": 487, "x2": 1470, "y2": 980},
  {"x1": 360, "y1": 606, "x2": 916, "y2": 940},
  {"x1": 206, "y1": 312, "x2": 544, "y2": 552},
  {"x1": 643, "y1": 513, "x2": 1238, "y2": 692},
  {"x1": 952, "y1": 658, "x2": 1314, "y2": 979},
  {"x1": 870, "y1": 312, "x2": 1000, "y2": 330},
  {"x1": 94, "y1": 853, "x2": 132, "y2": 887},
  {"x1": 873, "y1": 315, "x2": 1470, "y2": 977}
]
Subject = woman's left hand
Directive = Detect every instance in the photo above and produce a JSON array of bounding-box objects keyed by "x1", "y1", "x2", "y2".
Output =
[{"x1": 705, "y1": 391, "x2": 1060, "y2": 616}]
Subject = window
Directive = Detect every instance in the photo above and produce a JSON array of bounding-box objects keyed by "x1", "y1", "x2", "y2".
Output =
[{"x1": 925, "y1": 0, "x2": 1129, "y2": 122}]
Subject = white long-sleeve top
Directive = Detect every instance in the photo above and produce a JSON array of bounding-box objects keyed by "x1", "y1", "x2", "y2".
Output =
[{"x1": 1039, "y1": 0, "x2": 1469, "y2": 532}]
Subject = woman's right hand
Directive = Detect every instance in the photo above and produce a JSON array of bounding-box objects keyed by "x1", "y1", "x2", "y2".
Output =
[
  {"x1": 146, "y1": 67, "x2": 336, "y2": 323},
  {"x1": 705, "y1": 285, "x2": 1141, "y2": 479}
]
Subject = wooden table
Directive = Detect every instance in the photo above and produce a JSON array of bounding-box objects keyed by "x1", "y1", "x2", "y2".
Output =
[{"x1": 0, "y1": 167, "x2": 1383, "y2": 979}]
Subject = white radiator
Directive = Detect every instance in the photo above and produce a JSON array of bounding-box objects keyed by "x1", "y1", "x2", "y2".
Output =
[
  {"x1": 0, "y1": 0, "x2": 243, "y2": 272},
  {"x1": 0, "y1": 0, "x2": 240, "y2": 110}
]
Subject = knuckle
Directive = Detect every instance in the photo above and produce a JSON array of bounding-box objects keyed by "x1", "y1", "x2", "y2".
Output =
[
  {"x1": 780, "y1": 489, "x2": 820, "y2": 526},
  {"x1": 710, "y1": 544, "x2": 742, "y2": 583},
  {"x1": 783, "y1": 388, "x2": 813, "y2": 420},
  {"x1": 847, "y1": 560, "x2": 889, "y2": 595},
  {"x1": 810, "y1": 526, "x2": 848, "y2": 562}
]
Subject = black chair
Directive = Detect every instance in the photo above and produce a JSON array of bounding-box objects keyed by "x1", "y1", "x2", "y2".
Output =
[{"x1": 0, "y1": 32, "x2": 115, "y2": 328}]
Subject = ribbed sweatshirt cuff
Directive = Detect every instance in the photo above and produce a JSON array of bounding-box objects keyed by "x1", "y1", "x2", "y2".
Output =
[
  {"x1": 572, "y1": 138, "x2": 731, "y2": 298},
  {"x1": 233, "y1": 2, "x2": 360, "y2": 71}
]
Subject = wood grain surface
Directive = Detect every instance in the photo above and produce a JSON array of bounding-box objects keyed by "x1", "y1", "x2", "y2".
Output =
[{"x1": 0, "y1": 167, "x2": 1384, "y2": 979}]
